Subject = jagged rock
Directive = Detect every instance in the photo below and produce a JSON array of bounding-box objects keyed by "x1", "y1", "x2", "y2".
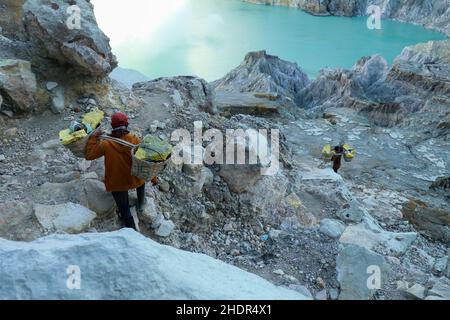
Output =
[
  {"x1": 337, "y1": 244, "x2": 389, "y2": 300},
  {"x1": 0, "y1": 59, "x2": 36, "y2": 112},
  {"x1": 0, "y1": 0, "x2": 26, "y2": 40},
  {"x1": 0, "y1": 201, "x2": 42, "y2": 241},
  {"x1": 212, "y1": 50, "x2": 310, "y2": 106},
  {"x1": 340, "y1": 224, "x2": 417, "y2": 257},
  {"x1": 34, "y1": 202, "x2": 96, "y2": 234},
  {"x1": 402, "y1": 200, "x2": 450, "y2": 244},
  {"x1": 23, "y1": 0, "x2": 117, "y2": 77},
  {"x1": 405, "y1": 284, "x2": 426, "y2": 300},
  {"x1": 319, "y1": 219, "x2": 346, "y2": 239},
  {"x1": 133, "y1": 76, "x2": 216, "y2": 114},
  {"x1": 0, "y1": 230, "x2": 310, "y2": 300}
]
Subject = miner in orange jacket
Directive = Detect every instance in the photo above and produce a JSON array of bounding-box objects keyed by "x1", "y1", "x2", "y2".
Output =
[{"x1": 85, "y1": 112, "x2": 145, "y2": 230}]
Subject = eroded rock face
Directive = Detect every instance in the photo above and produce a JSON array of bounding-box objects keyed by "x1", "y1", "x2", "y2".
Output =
[
  {"x1": 212, "y1": 50, "x2": 310, "y2": 106},
  {"x1": 23, "y1": 0, "x2": 117, "y2": 77},
  {"x1": 299, "y1": 40, "x2": 450, "y2": 128},
  {"x1": 0, "y1": 59, "x2": 37, "y2": 113},
  {"x1": 0, "y1": 230, "x2": 310, "y2": 300},
  {"x1": 244, "y1": 0, "x2": 450, "y2": 35}
]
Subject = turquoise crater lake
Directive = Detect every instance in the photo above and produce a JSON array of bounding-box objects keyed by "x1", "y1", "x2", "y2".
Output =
[{"x1": 92, "y1": 0, "x2": 447, "y2": 81}]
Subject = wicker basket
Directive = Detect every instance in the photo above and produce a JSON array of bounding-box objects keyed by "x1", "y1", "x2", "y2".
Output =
[
  {"x1": 64, "y1": 135, "x2": 91, "y2": 158},
  {"x1": 131, "y1": 150, "x2": 171, "y2": 182}
]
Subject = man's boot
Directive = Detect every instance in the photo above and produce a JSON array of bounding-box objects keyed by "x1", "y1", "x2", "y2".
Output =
[{"x1": 123, "y1": 216, "x2": 137, "y2": 231}]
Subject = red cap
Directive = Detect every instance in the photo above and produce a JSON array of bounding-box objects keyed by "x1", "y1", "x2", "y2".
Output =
[{"x1": 111, "y1": 112, "x2": 129, "y2": 128}]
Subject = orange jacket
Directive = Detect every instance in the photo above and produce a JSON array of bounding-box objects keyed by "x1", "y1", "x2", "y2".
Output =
[{"x1": 85, "y1": 133, "x2": 145, "y2": 192}]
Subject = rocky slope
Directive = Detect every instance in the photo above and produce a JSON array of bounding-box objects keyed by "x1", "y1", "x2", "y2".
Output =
[
  {"x1": 244, "y1": 0, "x2": 450, "y2": 36},
  {"x1": 1, "y1": 0, "x2": 449, "y2": 301}
]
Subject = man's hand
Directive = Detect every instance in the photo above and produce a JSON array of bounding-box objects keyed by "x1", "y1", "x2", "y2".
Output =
[{"x1": 93, "y1": 127, "x2": 103, "y2": 138}]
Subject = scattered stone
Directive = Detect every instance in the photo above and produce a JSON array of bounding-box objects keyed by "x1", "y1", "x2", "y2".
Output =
[
  {"x1": 320, "y1": 219, "x2": 346, "y2": 239},
  {"x1": 155, "y1": 220, "x2": 175, "y2": 238},
  {"x1": 4, "y1": 127, "x2": 18, "y2": 137},
  {"x1": 45, "y1": 82, "x2": 58, "y2": 91},
  {"x1": 159, "y1": 181, "x2": 170, "y2": 193},
  {"x1": 273, "y1": 269, "x2": 285, "y2": 276}
]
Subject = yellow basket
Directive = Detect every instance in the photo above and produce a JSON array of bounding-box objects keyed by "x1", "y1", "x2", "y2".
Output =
[{"x1": 131, "y1": 150, "x2": 171, "y2": 182}]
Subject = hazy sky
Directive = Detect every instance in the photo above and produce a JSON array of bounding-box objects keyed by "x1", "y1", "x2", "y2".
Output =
[{"x1": 91, "y1": 0, "x2": 188, "y2": 47}]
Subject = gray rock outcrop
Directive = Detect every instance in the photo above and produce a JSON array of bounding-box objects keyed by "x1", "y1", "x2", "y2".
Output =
[
  {"x1": 0, "y1": 229, "x2": 310, "y2": 300},
  {"x1": 23, "y1": 0, "x2": 117, "y2": 77}
]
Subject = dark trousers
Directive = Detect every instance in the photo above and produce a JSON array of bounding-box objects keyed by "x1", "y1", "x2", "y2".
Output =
[{"x1": 112, "y1": 184, "x2": 146, "y2": 220}]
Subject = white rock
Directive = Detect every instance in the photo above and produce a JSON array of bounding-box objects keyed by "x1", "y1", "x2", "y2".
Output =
[
  {"x1": 156, "y1": 220, "x2": 175, "y2": 238},
  {"x1": 46, "y1": 81, "x2": 59, "y2": 91},
  {"x1": 273, "y1": 269, "x2": 285, "y2": 276},
  {"x1": 139, "y1": 197, "x2": 158, "y2": 225},
  {"x1": 34, "y1": 203, "x2": 96, "y2": 234},
  {"x1": 320, "y1": 219, "x2": 346, "y2": 239},
  {"x1": 0, "y1": 230, "x2": 310, "y2": 300},
  {"x1": 315, "y1": 290, "x2": 328, "y2": 300},
  {"x1": 340, "y1": 223, "x2": 417, "y2": 257},
  {"x1": 0, "y1": 154, "x2": 5, "y2": 162}
]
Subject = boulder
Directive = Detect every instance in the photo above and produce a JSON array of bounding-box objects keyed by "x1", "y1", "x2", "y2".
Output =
[
  {"x1": 340, "y1": 224, "x2": 417, "y2": 257},
  {"x1": 319, "y1": 219, "x2": 346, "y2": 239},
  {"x1": 219, "y1": 164, "x2": 262, "y2": 194},
  {"x1": 402, "y1": 200, "x2": 450, "y2": 244},
  {"x1": 0, "y1": 59, "x2": 37, "y2": 112},
  {"x1": 34, "y1": 203, "x2": 96, "y2": 234},
  {"x1": 0, "y1": 230, "x2": 310, "y2": 300},
  {"x1": 37, "y1": 178, "x2": 115, "y2": 217},
  {"x1": 23, "y1": 0, "x2": 117, "y2": 77},
  {"x1": 336, "y1": 244, "x2": 390, "y2": 300},
  {"x1": 155, "y1": 220, "x2": 175, "y2": 238},
  {"x1": 0, "y1": 201, "x2": 42, "y2": 241}
]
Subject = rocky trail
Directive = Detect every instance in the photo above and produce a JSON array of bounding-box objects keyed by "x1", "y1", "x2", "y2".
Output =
[{"x1": 1, "y1": 0, "x2": 449, "y2": 300}]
